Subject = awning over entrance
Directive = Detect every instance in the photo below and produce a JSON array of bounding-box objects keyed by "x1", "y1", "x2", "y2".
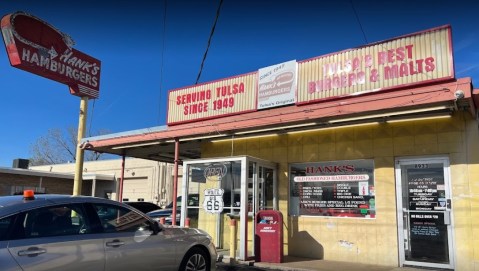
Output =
[{"x1": 81, "y1": 77, "x2": 477, "y2": 163}]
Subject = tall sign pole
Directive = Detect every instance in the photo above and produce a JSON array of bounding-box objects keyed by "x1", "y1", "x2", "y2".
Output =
[
  {"x1": 1, "y1": 12, "x2": 102, "y2": 196},
  {"x1": 73, "y1": 96, "x2": 88, "y2": 195}
]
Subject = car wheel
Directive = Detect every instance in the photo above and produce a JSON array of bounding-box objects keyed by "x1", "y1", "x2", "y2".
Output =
[{"x1": 178, "y1": 247, "x2": 209, "y2": 271}]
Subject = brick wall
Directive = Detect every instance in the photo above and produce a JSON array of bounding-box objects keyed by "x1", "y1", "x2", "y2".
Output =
[{"x1": 0, "y1": 173, "x2": 91, "y2": 196}]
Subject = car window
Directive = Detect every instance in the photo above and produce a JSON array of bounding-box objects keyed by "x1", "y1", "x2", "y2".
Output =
[
  {"x1": 92, "y1": 204, "x2": 150, "y2": 233},
  {"x1": 187, "y1": 195, "x2": 199, "y2": 206},
  {"x1": 0, "y1": 215, "x2": 15, "y2": 241},
  {"x1": 166, "y1": 194, "x2": 199, "y2": 208},
  {"x1": 18, "y1": 204, "x2": 91, "y2": 239}
]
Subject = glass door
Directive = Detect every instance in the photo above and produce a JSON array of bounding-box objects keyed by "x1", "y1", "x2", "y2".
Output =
[
  {"x1": 245, "y1": 160, "x2": 276, "y2": 259},
  {"x1": 395, "y1": 157, "x2": 454, "y2": 269}
]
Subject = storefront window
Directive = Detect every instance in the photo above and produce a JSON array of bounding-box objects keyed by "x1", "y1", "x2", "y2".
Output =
[
  {"x1": 289, "y1": 159, "x2": 375, "y2": 218},
  {"x1": 187, "y1": 161, "x2": 242, "y2": 216}
]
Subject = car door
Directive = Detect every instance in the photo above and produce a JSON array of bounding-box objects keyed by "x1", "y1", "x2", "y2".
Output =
[
  {"x1": 0, "y1": 215, "x2": 22, "y2": 271},
  {"x1": 7, "y1": 203, "x2": 105, "y2": 271},
  {"x1": 91, "y1": 203, "x2": 178, "y2": 271}
]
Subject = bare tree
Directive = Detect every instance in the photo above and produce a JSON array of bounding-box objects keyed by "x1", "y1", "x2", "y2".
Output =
[{"x1": 29, "y1": 127, "x2": 111, "y2": 166}]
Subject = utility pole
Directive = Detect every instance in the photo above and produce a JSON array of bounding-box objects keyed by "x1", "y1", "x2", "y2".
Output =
[{"x1": 73, "y1": 96, "x2": 88, "y2": 195}]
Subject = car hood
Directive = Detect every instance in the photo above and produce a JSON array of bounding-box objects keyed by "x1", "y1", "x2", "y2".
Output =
[{"x1": 163, "y1": 225, "x2": 210, "y2": 238}]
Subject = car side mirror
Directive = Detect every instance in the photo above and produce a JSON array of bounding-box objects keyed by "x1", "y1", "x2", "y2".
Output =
[{"x1": 151, "y1": 220, "x2": 162, "y2": 234}]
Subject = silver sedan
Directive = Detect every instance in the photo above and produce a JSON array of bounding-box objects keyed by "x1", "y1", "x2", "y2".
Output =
[{"x1": 0, "y1": 192, "x2": 216, "y2": 271}]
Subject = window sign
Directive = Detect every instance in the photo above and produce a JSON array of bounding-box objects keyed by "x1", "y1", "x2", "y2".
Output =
[
  {"x1": 187, "y1": 161, "x2": 242, "y2": 213},
  {"x1": 407, "y1": 165, "x2": 446, "y2": 211},
  {"x1": 203, "y1": 188, "x2": 224, "y2": 214},
  {"x1": 289, "y1": 159, "x2": 375, "y2": 218},
  {"x1": 204, "y1": 163, "x2": 228, "y2": 182}
]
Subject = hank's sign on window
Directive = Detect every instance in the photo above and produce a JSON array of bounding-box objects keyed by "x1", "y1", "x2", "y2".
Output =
[
  {"x1": 297, "y1": 25, "x2": 453, "y2": 104},
  {"x1": 167, "y1": 73, "x2": 257, "y2": 125}
]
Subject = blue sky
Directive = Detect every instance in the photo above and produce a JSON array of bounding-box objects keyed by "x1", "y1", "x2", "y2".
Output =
[{"x1": 0, "y1": 0, "x2": 478, "y2": 167}]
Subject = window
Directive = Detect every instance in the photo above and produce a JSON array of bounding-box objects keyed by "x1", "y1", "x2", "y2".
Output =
[
  {"x1": 21, "y1": 204, "x2": 90, "y2": 238},
  {"x1": 0, "y1": 215, "x2": 15, "y2": 241},
  {"x1": 93, "y1": 204, "x2": 150, "y2": 233},
  {"x1": 289, "y1": 159, "x2": 376, "y2": 218}
]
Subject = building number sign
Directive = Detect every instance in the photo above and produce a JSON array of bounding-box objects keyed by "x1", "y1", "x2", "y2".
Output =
[{"x1": 203, "y1": 188, "x2": 224, "y2": 214}]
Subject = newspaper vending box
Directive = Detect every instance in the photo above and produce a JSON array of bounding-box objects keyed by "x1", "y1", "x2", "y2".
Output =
[{"x1": 255, "y1": 210, "x2": 283, "y2": 263}]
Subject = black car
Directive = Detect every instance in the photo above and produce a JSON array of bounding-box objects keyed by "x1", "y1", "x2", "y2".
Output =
[
  {"x1": 124, "y1": 201, "x2": 162, "y2": 214},
  {"x1": 147, "y1": 194, "x2": 199, "y2": 224}
]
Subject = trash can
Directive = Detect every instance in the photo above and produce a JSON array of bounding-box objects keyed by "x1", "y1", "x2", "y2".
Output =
[{"x1": 255, "y1": 210, "x2": 283, "y2": 263}]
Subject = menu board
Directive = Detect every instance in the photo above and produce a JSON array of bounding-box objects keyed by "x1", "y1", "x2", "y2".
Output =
[{"x1": 289, "y1": 159, "x2": 375, "y2": 218}]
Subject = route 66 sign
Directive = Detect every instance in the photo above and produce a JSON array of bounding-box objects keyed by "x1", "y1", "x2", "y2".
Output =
[{"x1": 203, "y1": 188, "x2": 224, "y2": 214}]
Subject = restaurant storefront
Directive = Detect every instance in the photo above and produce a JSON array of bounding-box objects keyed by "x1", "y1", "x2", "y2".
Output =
[{"x1": 83, "y1": 25, "x2": 478, "y2": 270}]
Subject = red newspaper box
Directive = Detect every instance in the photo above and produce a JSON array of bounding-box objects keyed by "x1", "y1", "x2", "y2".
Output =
[{"x1": 255, "y1": 210, "x2": 283, "y2": 263}]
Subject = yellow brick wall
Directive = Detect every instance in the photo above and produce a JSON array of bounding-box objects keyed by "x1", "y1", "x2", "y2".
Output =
[{"x1": 201, "y1": 111, "x2": 478, "y2": 269}]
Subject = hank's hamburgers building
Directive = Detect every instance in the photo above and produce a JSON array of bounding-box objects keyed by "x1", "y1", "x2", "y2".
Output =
[{"x1": 84, "y1": 26, "x2": 478, "y2": 270}]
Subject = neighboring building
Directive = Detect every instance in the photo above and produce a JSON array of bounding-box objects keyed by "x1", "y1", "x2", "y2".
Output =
[
  {"x1": 31, "y1": 158, "x2": 181, "y2": 206},
  {"x1": 80, "y1": 26, "x2": 478, "y2": 270},
  {"x1": 0, "y1": 165, "x2": 114, "y2": 196}
]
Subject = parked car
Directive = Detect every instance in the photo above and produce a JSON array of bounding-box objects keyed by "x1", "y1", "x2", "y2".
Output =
[
  {"x1": 0, "y1": 191, "x2": 216, "y2": 271},
  {"x1": 124, "y1": 201, "x2": 162, "y2": 214},
  {"x1": 148, "y1": 194, "x2": 200, "y2": 225}
]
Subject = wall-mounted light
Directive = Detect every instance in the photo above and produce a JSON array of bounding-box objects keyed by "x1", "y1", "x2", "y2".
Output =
[
  {"x1": 235, "y1": 122, "x2": 317, "y2": 135},
  {"x1": 328, "y1": 105, "x2": 451, "y2": 124},
  {"x1": 210, "y1": 133, "x2": 279, "y2": 143},
  {"x1": 386, "y1": 113, "x2": 452, "y2": 123},
  {"x1": 286, "y1": 121, "x2": 381, "y2": 134}
]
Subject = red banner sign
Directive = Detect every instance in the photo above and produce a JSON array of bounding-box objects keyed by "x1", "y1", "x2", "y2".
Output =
[{"x1": 1, "y1": 12, "x2": 101, "y2": 98}]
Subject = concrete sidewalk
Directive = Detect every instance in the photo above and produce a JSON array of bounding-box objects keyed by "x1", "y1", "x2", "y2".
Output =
[{"x1": 221, "y1": 255, "x2": 445, "y2": 271}]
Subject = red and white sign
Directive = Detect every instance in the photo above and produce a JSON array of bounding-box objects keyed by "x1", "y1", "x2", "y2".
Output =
[
  {"x1": 167, "y1": 73, "x2": 257, "y2": 125},
  {"x1": 297, "y1": 25, "x2": 454, "y2": 104},
  {"x1": 258, "y1": 60, "x2": 297, "y2": 110},
  {"x1": 1, "y1": 12, "x2": 101, "y2": 99}
]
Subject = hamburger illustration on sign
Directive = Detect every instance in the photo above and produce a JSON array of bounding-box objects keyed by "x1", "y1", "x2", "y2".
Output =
[
  {"x1": 1, "y1": 11, "x2": 101, "y2": 98},
  {"x1": 257, "y1": 59, "x2": 297, "y2": 110}
]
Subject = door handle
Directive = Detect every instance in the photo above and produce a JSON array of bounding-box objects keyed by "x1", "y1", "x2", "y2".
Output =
[
  {"x1": 18, "y1": 247, "x2": 47, "y2": 257},
  {"x1": 444, "y1": 211, "x2": 451, "y2": 225},
  {"x1": 106, "y1": 239, "x2": 125, "y2": 247}
]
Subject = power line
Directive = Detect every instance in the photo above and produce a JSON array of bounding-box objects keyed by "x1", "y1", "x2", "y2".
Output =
[
  {"x1": 350, "y1": 0, "x2": 368, "y2": 44},
  {"x1": 158, "y1": 0, "x2": 168, "y2": 124},
  {"x1": 195, "y1": 0, "x2": 224, "y2": 85}
]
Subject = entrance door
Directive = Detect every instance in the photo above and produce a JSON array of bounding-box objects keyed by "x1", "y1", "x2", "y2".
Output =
[
  {"x1": 395, "y1": 157, "x2": 454, "y2": 269},
  {"x1": 245, "y1": 162, "x2": 276, "y2": 259}
]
